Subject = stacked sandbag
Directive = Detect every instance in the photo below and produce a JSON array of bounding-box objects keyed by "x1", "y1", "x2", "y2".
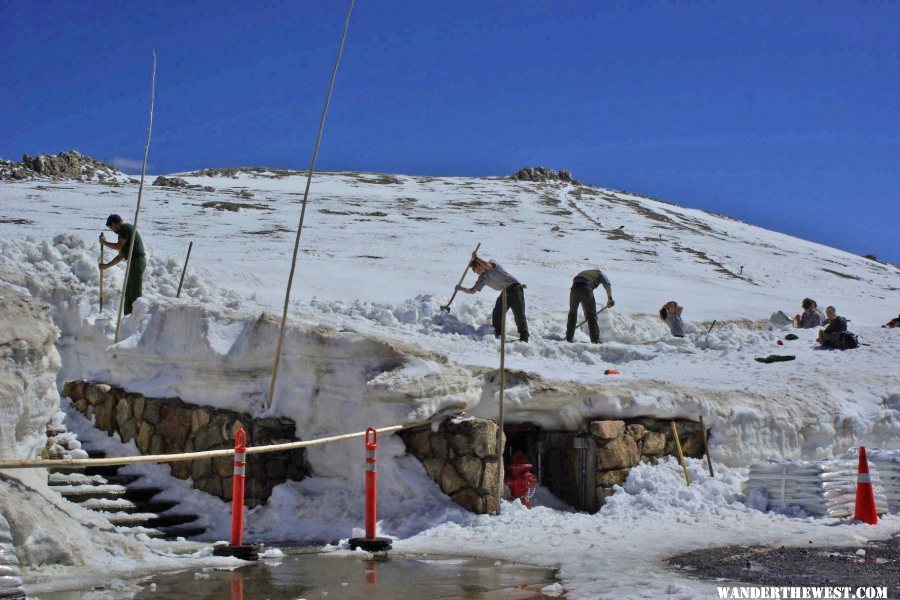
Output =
[
  {"x1": 842, "y1": 448, "x2": 900, "y2": 513},
  {"x1": 745, "y1": 458, "x2": 889, "y2": 518},
  {"x1": 0, "y1": 513, "x2": 25, "y2": 600}
]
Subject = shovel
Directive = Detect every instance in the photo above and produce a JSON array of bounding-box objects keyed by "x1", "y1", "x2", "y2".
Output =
[
  {"x1": 441, "y1": 243, "x2": 481, "y2": 312},
  {"x1": 577, "y1": 305, "x2": 609, "y2": 329}
]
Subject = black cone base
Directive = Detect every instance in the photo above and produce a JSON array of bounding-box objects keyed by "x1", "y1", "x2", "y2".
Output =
[
  {"x1": 213, "y1": 543, "x2": 260, "y2": 560},
  {"x1": 348, "y1": 537, "x2": 392, "y2": 552}
]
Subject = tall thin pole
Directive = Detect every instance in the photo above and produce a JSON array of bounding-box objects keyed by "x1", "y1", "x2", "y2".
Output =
[
  {"x1": 176, "y1": 241, "x2": 193, "y2": 298},
  {"x1": 266, "y1": 0, "x2": 355, "y2": 410},
  {"x1": 115, "y1": 51, "x2": 156, "y2": 342},
  {"x1": 495, "y1": 289, "x2": 507, "y2": 514},
  {"x1": 99, "y1": 244, "x2": 105, "y2": 312}
]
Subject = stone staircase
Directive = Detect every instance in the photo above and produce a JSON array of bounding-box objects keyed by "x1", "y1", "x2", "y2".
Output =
[{"x1": 48, "y1": 451, "x2": 207, "y2": 539}]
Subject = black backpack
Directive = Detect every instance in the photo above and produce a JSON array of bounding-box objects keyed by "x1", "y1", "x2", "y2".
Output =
[{"x1": 834, "y1": 331, "x2": 859, "y2": 350}]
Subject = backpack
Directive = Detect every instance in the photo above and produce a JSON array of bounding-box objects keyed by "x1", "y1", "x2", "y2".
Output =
[{"x1": 833, "y1": 331, "x2": 859, "y2": 350}]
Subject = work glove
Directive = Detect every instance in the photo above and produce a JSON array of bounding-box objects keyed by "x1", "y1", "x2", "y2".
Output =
[{"x1": 607, "y1": 299, "x2": 615, "y2": 308}]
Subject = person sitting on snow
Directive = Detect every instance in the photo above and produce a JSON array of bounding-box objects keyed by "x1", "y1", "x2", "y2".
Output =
[
  {"x1": 659, "y1": 300, "x2": 685, "y2": 338},
  {"x1": 456, "y1": 254, "x2": 529, "y2": 342},
  {"x1": 817, "y1": 306, "x2": 848, "y2": 347},
  {"x1": 793, "y1": 298, "x2": 825, "y2": 329}
]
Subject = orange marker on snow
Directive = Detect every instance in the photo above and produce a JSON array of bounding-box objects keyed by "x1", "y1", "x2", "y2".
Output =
[
  {"x1": 854, "y1": 446, "x2": 878, "y2": 525},
  {"x1": 604, "y1": 369, "x2": 619, "y2": 375}
]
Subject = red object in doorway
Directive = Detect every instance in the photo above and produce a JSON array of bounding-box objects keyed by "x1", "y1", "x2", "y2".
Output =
[{"x1": 505, "y1": 452, "x2": 539, "y2": 508}]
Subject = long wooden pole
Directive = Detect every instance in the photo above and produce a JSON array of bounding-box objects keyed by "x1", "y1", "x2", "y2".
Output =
[
  {"x1": 99, "y1": 244, "x2": 105, "y2": 312},
  {"x1": 267, "y1": 0, "x2": 355, "y2": 411},
  {"x1": 114, "y1": 50, "x2": 156, "y2": 342},
  {"x1": 699, "y1": 415, "x2": 714, "y2": 477},
  {"x1": 441, "y1": 242, "x2": 481, "y2": 311},
  {"x1": 495, "y1": 288, "x2": 507, "y2": 514},
  {"x1": 175, "y1": 241, "x2": 193, "y2": 298},
  {"x1": 671, "y1": 421, "x2": 690, "y2": 486}
]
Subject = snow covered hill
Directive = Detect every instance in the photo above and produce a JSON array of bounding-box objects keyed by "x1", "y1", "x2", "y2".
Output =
[
  {"x1": 1, "y1": 166, "x2": 899, "y2": 598},
  {"x1": 1, "y1": 168, "x2": 897, "y2": 465}
]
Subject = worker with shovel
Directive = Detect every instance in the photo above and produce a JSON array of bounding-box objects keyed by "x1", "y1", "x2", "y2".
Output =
[
  {"x1": 99, "y1": 213, "x2": 146, "y2": 315},
  {"x1": 456, "y1": 252, "x2": 529, "y2": 343},
  {"x1": 565, "y1": 269, "x2": 614, "y2": 343}
]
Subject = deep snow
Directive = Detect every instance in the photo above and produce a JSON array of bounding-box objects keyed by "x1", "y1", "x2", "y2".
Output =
[{"x1": 1, "y1": 170, "x2": 898, "y2": 598}]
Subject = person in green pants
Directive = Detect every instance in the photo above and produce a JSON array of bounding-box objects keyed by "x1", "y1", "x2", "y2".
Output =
[
  {"x1": 99, "y1": 214, "x2": 146, "y2": 315},
  {"x1": 565, "y1": 269, "x2": 614, "y2": 343}
]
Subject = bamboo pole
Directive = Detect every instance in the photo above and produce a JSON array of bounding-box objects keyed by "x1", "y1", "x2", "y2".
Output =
[
  {"x1": 0, "y1": 423, "x2": 405, "y2": 469},
  {"x1": 266, "y1": 0, "x2": 355, "y2": 411},
  {"x1": 114, "y1": 50, "x2": 156, "y2": 342},
  {"x1": 441, "y1": 242, "x2": 481, "y2": 312},
  {"x1": 671, "y1": 421, "x2": 690, "y2": 486},
  {"x1": 495, "y1": 288, "x2": 507, "y2": 514},
  {"x1": 99, "y1": 244, "x2": 105, "y2": 312},
  {"x1": 175, "y1": 241, "x2": 193, "y2": 298},
  {"x1": 699, "y1": 415, "x2": 714, "y2": 477}
]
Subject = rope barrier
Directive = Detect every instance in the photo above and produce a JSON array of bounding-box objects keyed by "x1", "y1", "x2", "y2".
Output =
[
  {"x1": 114, "y1": 50, "x2": 156, "y2": 343},
  {"x1": 267, "y1": 0, "x2": 355, "y2": 410},
  {"x1": 0, "y1": 423, "x2": 404, "y2": 470}
]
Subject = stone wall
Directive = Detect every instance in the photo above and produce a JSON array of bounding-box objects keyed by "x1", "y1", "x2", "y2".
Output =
[
  {"x1": 399, "y1": 419, "x2": 504, "y2": 515},
  {"x1": 62, "y1": 380, "x2": 309, "y2": 507},
  {"x1": 403, "y1": 417, "x2": 705, "y2": 514},
  {"x1": 590, "y1": 418, "x2": 705, "y2": 509}
]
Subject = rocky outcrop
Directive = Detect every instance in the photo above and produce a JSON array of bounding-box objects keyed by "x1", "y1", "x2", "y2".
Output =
[
  {"x1": 151, "y1": 176, "x2": 189, "y2": 188},
  {"x1": 511, "y1": 166, "x2": 582, "y2": 185},
  {"x1": 399, "y1": 418, "x2": 504, "y2": 514},
  {"x1": 0, "y1": 151, "x2": 128, "y2": 183},
  {"x1": 62, "y1": 380, "x2": 309, "y2": 507}
]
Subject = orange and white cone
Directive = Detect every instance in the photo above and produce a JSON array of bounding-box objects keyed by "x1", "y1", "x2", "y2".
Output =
[{"x1": 853, "y1": 446, "x2": 878, "y2": 525}]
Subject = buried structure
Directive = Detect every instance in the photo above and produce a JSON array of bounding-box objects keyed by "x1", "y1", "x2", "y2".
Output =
[{"x1": 63, "y1": 378, "x2": 706, "y2": 516}]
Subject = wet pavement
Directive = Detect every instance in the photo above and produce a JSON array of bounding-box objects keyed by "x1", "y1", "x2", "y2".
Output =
[
  {"x1": 39, "y1": 551, "x2": 561, "y2": 599},
  {"x1": 668, "y1": 534, "x2": 900, "y2": 597}
]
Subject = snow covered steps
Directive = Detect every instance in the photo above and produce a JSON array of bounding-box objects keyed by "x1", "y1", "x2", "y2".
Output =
[{"x1": 48, "y1": 452, "x2": 207, "y2": 540}]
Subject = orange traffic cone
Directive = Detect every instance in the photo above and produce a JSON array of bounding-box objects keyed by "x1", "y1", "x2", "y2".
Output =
[{"x1": 853, "y1": 446, "x2": 878, "y2": 525}]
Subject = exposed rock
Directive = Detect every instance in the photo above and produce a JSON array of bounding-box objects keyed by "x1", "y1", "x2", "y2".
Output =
[
  {"x1": 454, "y1": 455, "x2": 484, "y2": 488},
  {"x1": 440, "y1": 464, "x2": 467, "y2": 495},
  {"x1": 510, "y1": 166, "x2": 583, "y2": 186},
  {"x1": 596, "y1": 469, "x2": 629, "y2": 486},
  {"x1": 642, "y1": 431, "x2": 666, "y2": 455},
  {"x1": 0, "y1": 150, "x2": 126, "y2": 182},
  {"x1": 597, "y1": 435, "x2": 640, "y2": 470},
  {"x1": 590, "y1": 420, "x2": 625, "y2": 440},
  {"x1": 152, "y1": 176, "x2": 189, "y2": 188},
  {"x1": 626, "y1": 424, "x2": 646, "y2": 441},
  {"x1": 450, "y1": 488, "x2": 481, "y2": 513}
]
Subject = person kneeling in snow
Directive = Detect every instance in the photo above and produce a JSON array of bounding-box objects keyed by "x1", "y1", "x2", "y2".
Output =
[
  {"x1": 457, "y1": 254, "x2": 529, "y2": 342},
  {"x1": 565, "y1": 268, "x2": 614, "y2": 343},
  {"x1": 99, "y1": 213, "x2": 146, "y2": 315},
  {"x1": 793, "y1": 297, "x2": 825, "y2": 329},
  {"x1": 659, "y1": 300, "x2": 685, "y2": 338},
  {"x1": 817, "y1": 306, "x2": 853, "y2": 348}
]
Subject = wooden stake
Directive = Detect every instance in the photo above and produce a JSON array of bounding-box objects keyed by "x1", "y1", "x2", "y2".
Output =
[
  {"x1": 114, "y1": 50, "x2": 156, "y2": 342},
  {"x1": 175, "y1": 241, "x2": 193, "y2": 298},
  {"x1": 706, "y1": 320, "x2": 717, "y2": 334},
  {"x1": 99, "y1": 244, "x2": 105, "y2": 312},
  {"x1": 671, "y1": 421, "x2": 690, "y2": 486},
  {"x1": 267, "y1": 0, "x2": 355, "y2": 411},
  {"x1": 495, "y1": 288, "x2": 507, "y2": 514},
  {"x1": 699, "y1": 415, "x2": 714, "y2": 477}
]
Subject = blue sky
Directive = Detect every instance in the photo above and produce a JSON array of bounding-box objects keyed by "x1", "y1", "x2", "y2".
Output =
[{"x1": 4, "y1": 1, "x2": 899, "y2": 263}]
